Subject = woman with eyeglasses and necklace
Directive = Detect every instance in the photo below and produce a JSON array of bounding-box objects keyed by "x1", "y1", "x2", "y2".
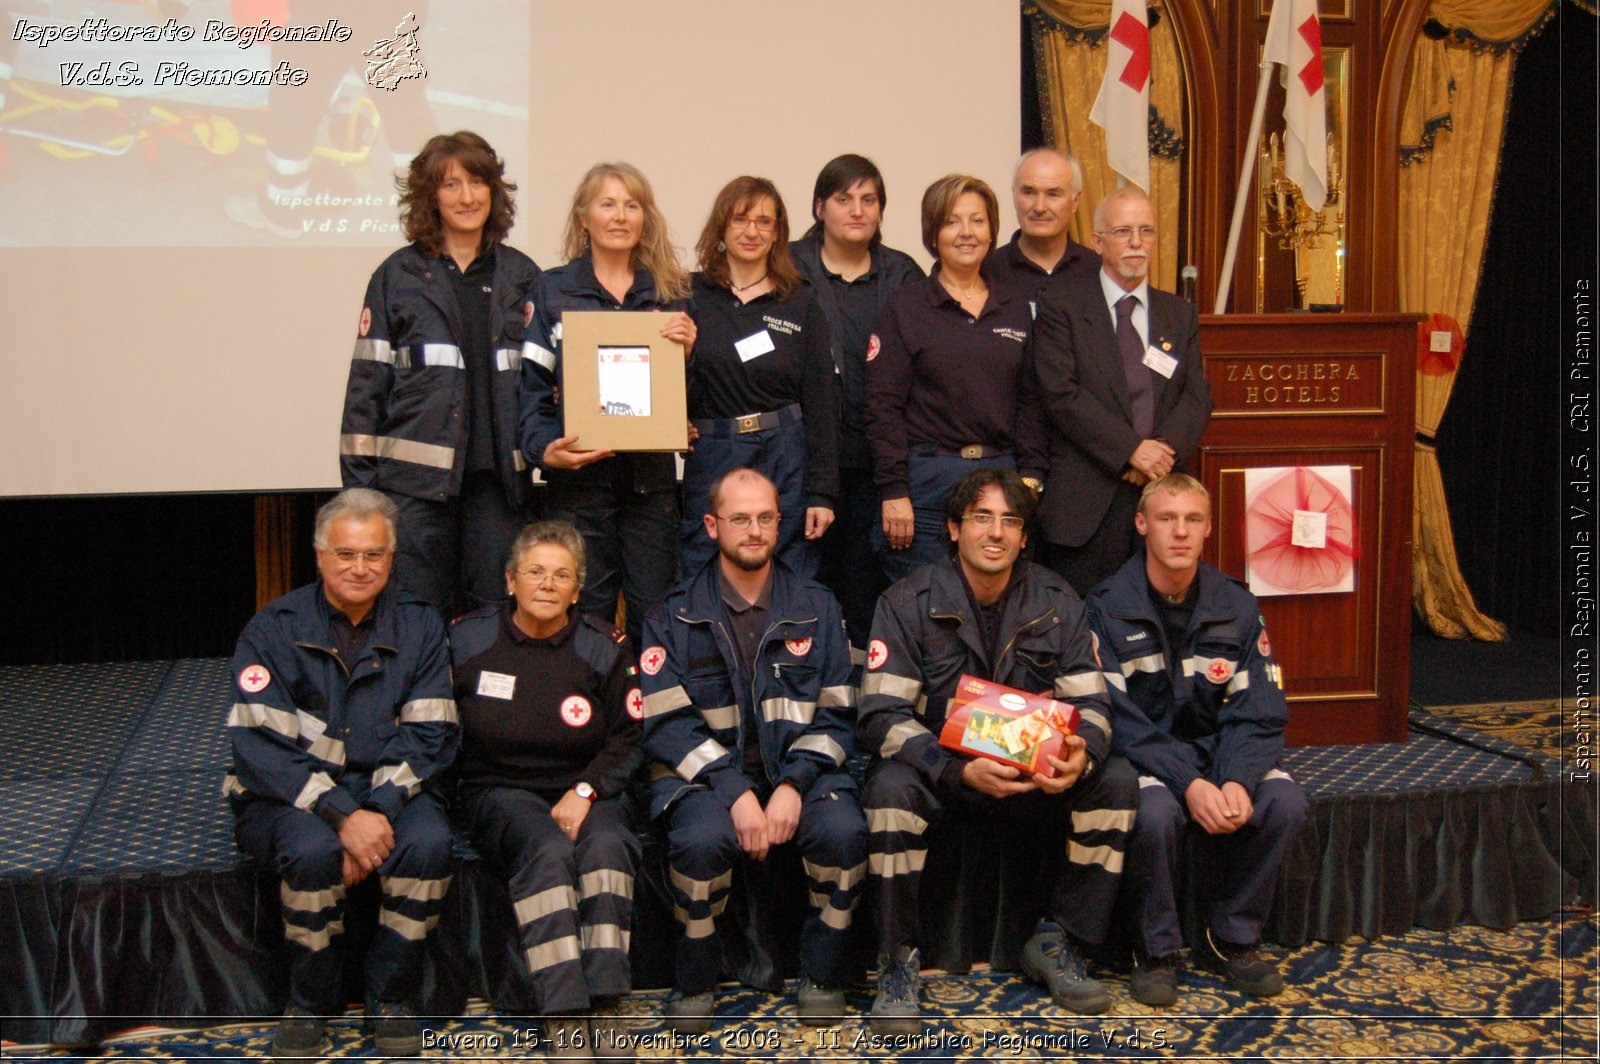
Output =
[
  {"x1": 681, "y1": 177, "x2": 839, "y2": 578},
  {"x1": 520, "y1": 162, "x2": 696, "y2": 653},
  {"x1": 865, "y1": 174, "x2": 1048, "y2": 582},
  {"x1": 450, "y1": 520, "x2": 643, "y2": 1061}
]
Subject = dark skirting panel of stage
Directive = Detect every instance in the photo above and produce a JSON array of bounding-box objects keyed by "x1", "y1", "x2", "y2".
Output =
[{"x1": 0, "y1": 659, "x2": 1591, "y2": 1046}]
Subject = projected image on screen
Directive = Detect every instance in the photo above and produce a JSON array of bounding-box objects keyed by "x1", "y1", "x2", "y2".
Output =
[{"x1": 0, "y1": 1, "x2": 528, "y2": 247}]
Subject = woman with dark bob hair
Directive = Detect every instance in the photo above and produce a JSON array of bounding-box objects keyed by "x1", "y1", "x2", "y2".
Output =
[
  {"x1": 681, "y1": 177, "x2": 839, "y2": 577},
  {"x1": 520, "y1": 161, "x2": 696, "y2": 652},
  {"x1": 864, "y1": 173, "x2": 1047, "y2": 581},
  {"x1": 450, "y1": 520, "x2": 643, "y2": 1057},
  {"x1": 340, "y1": 130, "x2": 542, "y2": 617}
]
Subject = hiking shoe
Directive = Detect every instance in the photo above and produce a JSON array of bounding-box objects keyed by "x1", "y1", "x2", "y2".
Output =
[
  {"x1": 544, "y1": 1016, "x2": 594, "y2": 1060},
  {"x1": 796, "y1": 976, "x2": 846, "y2": 1026},
  {"x1": 1194, "y1": 927, "x2": 1284, "y2": 997},
  {"x1": 367, "y1": 1000, "x2": 423, "y2": 1057},
  {"x1": 1019, "y1": 921, "x2": 1110, "y2": 1014},
  {"x1": 663, "y1": 988, "x2": 715, "y2": 1034},
  {"x1": 1129, "y1": 953, "x2": 1180, "y2": 1007},
  {"x1": 589, "y1": 997, "x2": 633, "y2": 1062},
  {"x1": 270, "y1": 1006, "x2": 324, "y2": 1061},
  {"x1": 869, "y1": 946, "x2": 922, "y2": 1036}
]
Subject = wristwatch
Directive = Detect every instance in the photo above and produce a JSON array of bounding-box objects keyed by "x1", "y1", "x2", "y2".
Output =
[
  {"x1": 574, "y1": 782, "x2": 597, "y2": 802},
  {"x1": 1021, "y1": 476, "x2": 1043, "y2": 496}
]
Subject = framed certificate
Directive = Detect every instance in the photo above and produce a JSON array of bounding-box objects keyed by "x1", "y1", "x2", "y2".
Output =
[{"x1": 559, "y1": 311, "x2": 688, "y2": 452}]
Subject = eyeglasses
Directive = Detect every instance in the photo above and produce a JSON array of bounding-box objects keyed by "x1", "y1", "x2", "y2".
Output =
[
  {"x1": 1098, "y1": 226, "x2": 1158, "y2": 244},
  {"x1": 329, "y1": 547, "x2": 392, "y2": 565},
  {"x1": 728, "y1": 214, "x2": 777, "y2": 233},
  {"x1": 515, "y1": 566, "x2": 579, "y2": 587},
  {"x1": 961, "y1": 513, "x2": 1025, "y2": 532},
  {"x1": 715, "y1": 512, "x2": 779, "y2": 530}
]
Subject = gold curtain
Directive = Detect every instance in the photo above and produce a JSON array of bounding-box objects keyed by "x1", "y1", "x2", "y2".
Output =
[
  {"x1": 1398, "y1": 0, "x2": 1550, "y2": 640},
  {"x1": 1029, "y1": 0, "x2": 1184, "y2": 289}
]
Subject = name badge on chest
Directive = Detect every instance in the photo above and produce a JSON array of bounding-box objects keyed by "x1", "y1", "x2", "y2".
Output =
[
  {"x1": 1143, "y1": 345, "x2": 1179, "y2": 379},
  {"x1": 735, "y1": 329, "x2": 776, "y2": 363},
  {"x1": 476, "y1": 671, "x2": 516, "y2": 700}
]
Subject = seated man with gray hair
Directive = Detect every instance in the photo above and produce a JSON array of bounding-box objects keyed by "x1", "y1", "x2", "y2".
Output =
[{"x1": 226, "y1": 488, "x2": 459, "y2": 1060}]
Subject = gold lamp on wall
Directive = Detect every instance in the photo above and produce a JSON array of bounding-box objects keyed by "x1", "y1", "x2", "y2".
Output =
[{"x1": 1258, "y1": 129, "x2": 1345, "y2": 309}]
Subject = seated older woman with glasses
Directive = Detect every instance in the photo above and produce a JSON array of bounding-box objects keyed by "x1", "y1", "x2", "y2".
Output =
[{"x1": 450, "y1": 520, "x2": 643, "y2": 1060}]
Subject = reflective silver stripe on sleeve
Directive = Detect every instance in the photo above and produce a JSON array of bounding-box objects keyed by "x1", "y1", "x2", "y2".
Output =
[
  {"x1": 339, "y1": 433, "x2": 456, "y2": 471},
  {"x1": 524, "y1": 341, "x2": 557, "y2": 373},
  {"x1": 1071, "y1": 808, "x2": 1136, "y2": 833},
  {"x1": 1077, "y1": 708, "x2": 1111, "y2": 739},
  {"x1": 383, "y1": 875, "x2": 451, "y2": 904},
  {"x1": 512, "y1": 450, "x2": 527, "y2": 472},
  {"x1": 340, "y1": 433, "x2": 377, "y2": 457},
  {"x1": 229, "y1": 701, "x2": 299, "y2": 739},
  {"x1": 352, "y1": 338, "x2": 395, "y2": 364},
  {"x1": 762, "y1": 696, "x2": 816, "y2": 725},
  {"x1": 581, "y1": 924, "x2": 630, "y2": 951},
  {"x1": 400, "y1": 698, "x2": 458, "y2": 724},
  {"x1": 866, "y1": 807, "x2": 929, "y2": 836},
  {"x1": 862, "y1": 671, "x2": 923, "y2": 702},
  {"x1": 295, "y1": 772, "x2": 335, "y2": 811},
  {"x1": 817, "y1": 684, "x2": 855, "y2": 708},
  {"x1": 417, "y1": 343, "x2": 465, "y2": 368},
  {"x1": 642, "y1": 685, "x2": 691, "y2": 718},
  {"x1": 1067, "y1": 841, "x2": 1125, "y2": 873},
  {"x1": 515, "y1": 885, "x2": 579, "y2": 925},
  {"x1": 676, "y1": 738, "x2": 728, "y2": 781},
  {"x1": 867, "y1": 850, "x2": 927, "y2": 877},
  {"x1": 305, "y1": 732, "x2": 346, "y2": 767},
  {"x1": 527, "y1": 935, "x2": 582, "y2": 971},
  {"x1": 1227, "y1": 671, "x2": 1251, "y2": 696},
  {"x1": 1138, "y1": 774, "x2": 1164, "y2": 788},
  {"x1": 579, "y1": 869, "x2": 634, "y2": 900},
  {"x1": 879, "y1": 718, "x2": 929, "y2": 758},
  {"x1": 1055, "y1": 671, "x2": 1108, "y2": 699},
  {"x1": 791, "y1": 733, "x2": 846, "y2": 765},
  {"x1": 1122, "y1": 653, "x2": 1166, "y2": 676},
  {"x1": 1103, "y1": 671, "x2": 1128, "y2": 692},
  {"x1": 372, "y1": 761, "x2": 422, "y2": 796},
  {"x1": 699, "y1": 703, "x2": 739, "y2": 730},
  {"x1": 495, "y1": 346, "x2": 522, "y2": 372}
]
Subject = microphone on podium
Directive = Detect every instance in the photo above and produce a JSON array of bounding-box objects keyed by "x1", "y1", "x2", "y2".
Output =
[{"x1": 1180, "y1": 265, "x2": 1199, "y2": 305}]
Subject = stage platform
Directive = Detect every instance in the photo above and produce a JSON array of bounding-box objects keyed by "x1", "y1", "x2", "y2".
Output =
[{"x1": 1, "y1": 659, "x2": 1591, "y2": 1047}]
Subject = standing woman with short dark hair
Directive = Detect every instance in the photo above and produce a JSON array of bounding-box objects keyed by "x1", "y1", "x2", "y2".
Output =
[
  {"x1": 340, "y1": 130, "x2": 541, "y2": 617},
  {"x1": 791, "y1": 154, "x2": 925, "y2": 649},
  {"x1": 683, "y1": 177, "x2": 839, "y2": 577},
  {"x1": 519, "y1": 162, "x2": 696, "y2": 651},
  {"x1": 865, "y1": 174, "x2": 1047, "y2": 582}
]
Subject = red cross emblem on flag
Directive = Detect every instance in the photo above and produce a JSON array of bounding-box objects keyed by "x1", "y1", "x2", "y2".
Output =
[
  {"x1": 239, "y1": 665, "x2": 271, "y2": 693},
  {"x1": 640, "y1": 646, "x2": 666, "y2": 676},
  {"x1": 1297, "y1": 14, "x2": 1324, "y2": 95},
  {"x1": 626, "y1": 688, "x2": 644, "y2": 720},
  {"x1": 1206, "y1": 659, "x2": 1234, "y2": 684},
  {"x1": 867, "y1": 639, "x2": 889, "y2": 671},
  {"x1": 1110, "y1": 11, "x2": 1151, "y2": 92}
]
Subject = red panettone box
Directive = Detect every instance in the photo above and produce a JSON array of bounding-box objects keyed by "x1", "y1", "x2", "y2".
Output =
[{"x1": 937, "y1": 674, "x2": 1080, "y2": 777}]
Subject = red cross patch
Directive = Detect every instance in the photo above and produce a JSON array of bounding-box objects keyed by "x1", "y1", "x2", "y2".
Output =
[
  {"x1": 626, "y1": 687, "x2": 643, "y2": 720},
  {"x1": 866, "y1": 334, "x2": 882, "y2": 362},
  {"x1": 786, "y1": 637, "x2": 812, "y2": 658},
  {"x1": 523, "y1": 301, "x2": 535, "y2": 327},
  {"x1": 238, "y1": 665, "x2": 271, "y2": 694},
  {"x1": 640, "y1": 646, "x2": 666, "y2": 676},
  {"x1": 1205, "y1": 659, "x2": 1234, "y2": 684},
  {"x1": 1090, "y1": 631, "x2": 1102, "y2": 670},
  {"x1": 1258, "y1": 630, "x2": 1272, "y2": 658},
  {"x1": 560, "y1": 695, "x2": 592, "y2": 727},
  {"x1": 867, "y1": 639, "x2": 888, "y2": 670},
  {"x1": 358, "y1": 307, "x2": 372, "y2": 338}
]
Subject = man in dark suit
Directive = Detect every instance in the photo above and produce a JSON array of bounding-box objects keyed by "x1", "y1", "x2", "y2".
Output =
[{"x1": 1031, "y1": 187, "x2": 1212, "y2": 595}]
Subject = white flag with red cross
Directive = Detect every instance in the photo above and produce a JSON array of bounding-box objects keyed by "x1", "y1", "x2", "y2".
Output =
[
  {"x1": 1263, "y1": 0, "x2": 1328, "y2": 211},
  {"x1": 1088, "y1": 0, "x2": 1151, "y2": 192}
]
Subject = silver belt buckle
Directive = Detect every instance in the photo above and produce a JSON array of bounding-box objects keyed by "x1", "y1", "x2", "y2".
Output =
[
  {"x1": 959, "y1": 444, "x2": 983, "y2": 459},
  {"x1": 737, "y1": 414, "x2": 761, "y2": 434}
]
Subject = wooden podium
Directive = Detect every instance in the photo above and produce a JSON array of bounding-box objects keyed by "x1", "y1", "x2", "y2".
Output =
[{"x1": 1196, "y1": 314, "x2": 1419, "y2": 746}]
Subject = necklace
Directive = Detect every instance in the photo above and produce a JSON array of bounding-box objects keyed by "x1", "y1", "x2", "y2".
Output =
[
  {"x1": 943, "y1": 276, "x2": 986, "y2": 304},
  {"x1": 730, "y1": 272, "x2": 769, "y2": 294}
]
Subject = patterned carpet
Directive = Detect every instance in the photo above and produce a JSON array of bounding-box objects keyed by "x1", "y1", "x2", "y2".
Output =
[
  {"x1": 1424, "y1": 699, "x2": 1573, "y2": 765},
  {"x1": 12, "y1": 914, "x2": 1594, "y2": 1060}
]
